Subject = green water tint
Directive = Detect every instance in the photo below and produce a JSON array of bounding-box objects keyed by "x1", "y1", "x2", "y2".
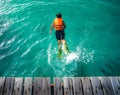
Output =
[
  {"x1": 63, "y1": 43, "x2": 70, "y2": 55},
  {"x1": 57, "y1": 43, "x2": 70, "y2": 58},
  {"x1": 0, "y1": 0, "x2": 120, "y2": 77},
  {"x1": 57, "y1": 48, "x2": 62, "y2": 58}
]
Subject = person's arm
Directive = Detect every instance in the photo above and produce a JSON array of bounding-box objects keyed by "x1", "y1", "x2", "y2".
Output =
[
  {"x1": 50, "y1": 21, "x2": 54, "y2": 33},
  {"x1": 63, "y1": 21, "x2": 66, "y2": 29}
]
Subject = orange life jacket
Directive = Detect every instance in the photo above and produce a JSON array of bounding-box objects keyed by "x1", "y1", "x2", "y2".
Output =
[{"x1": 54, "y1": 18, "x2": 63, "y2": 30}]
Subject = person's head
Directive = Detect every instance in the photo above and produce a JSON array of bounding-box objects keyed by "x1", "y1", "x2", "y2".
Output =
[{"x1": 56, "y1": 13, "x2": 62, "y2": 18}]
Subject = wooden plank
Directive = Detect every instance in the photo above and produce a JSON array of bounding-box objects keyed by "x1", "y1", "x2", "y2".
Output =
[
  {"x1": 23, "y1": 77, "x2": 32, "y2": 95},
  {"x1": 81, "y1": 77, "x2": 93, "y2": 95},
  {"x1": 117, "y1": 77, "x2": 120, "y2": 91},
  {"x1": 54, "y1": 78, "x2": 63, "y2": 95},
  {"x1": 99, "y1": 77, "x2": 114, "y2": 95},
  {"x1": 63, "y1": 78, "x2": 73, "y2": 95},
  {"x1": 33, "y1": 77, "x2": 43, "y2": 95},
  {"x1": 13, "y1": 77, "x2": 23, "y2": 95},
  {"x1": 3, "y1": 77, "x2": 14, "y2": 95},
  {"x1": 90, "y1": 77, "x2": 104, "y2": 95},
  {"x1": 118, "y1": 77, "x2": 120, "y2": 83},
  {"x1": 72, "y1": 77, "x2": 83, "y2": 95},
  {"x1": 0, "y1": 77, "x2": 5, "y2": 95},
  {"x1": 110, "y1": 77, "x2": 120, "y2": 95},
  {"x1": 43, "y1": 78, "x2": 51, "y2": 95}
]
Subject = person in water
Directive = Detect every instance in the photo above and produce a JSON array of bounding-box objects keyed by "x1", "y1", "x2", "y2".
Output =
[{"x1": 50, "y1": 13, "x2": 69, "y2": 56}]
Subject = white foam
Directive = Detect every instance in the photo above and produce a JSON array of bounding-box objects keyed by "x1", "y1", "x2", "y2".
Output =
[
  {"x1": 47, "y1": 43, "x2": 52, "y2": 65},
  {"x1": 66, "y1": 52, "x2": 79, "y2": 64}
]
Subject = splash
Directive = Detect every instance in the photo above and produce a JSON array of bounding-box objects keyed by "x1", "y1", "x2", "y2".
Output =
[{"x1": 66, "y1": 52, "x2": 79, "y2": 64}]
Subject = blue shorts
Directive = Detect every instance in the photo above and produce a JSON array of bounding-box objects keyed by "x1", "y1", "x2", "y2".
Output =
[{"x1": 55, "y1": 30, "x2": 65, "y2": 40}]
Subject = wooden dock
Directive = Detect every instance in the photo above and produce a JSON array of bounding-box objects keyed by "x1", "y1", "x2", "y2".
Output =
[{"x1": 0, "y1": 77, "x2": 120, "y2": 95}]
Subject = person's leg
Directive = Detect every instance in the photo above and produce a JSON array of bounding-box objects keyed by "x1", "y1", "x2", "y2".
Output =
[
  {"x1": 57, "y1": 40, "x2": 62, "y2": 57},
  {"x1": 60, "y1": 31, "x2": 69, "y2": 54},
  {"x1": 61, "y1": 39, "x2": 69, "y2": 54},
  {"x1": 58, "y1": 40, "x2": 61, "y2": 49},
  {"x1": 61, "y1": 30, "x2": 66, "y2": 44},
  {"x1": 55, "y1": 31, "x2": 62, "y2": 57},
  {"x1": 55, "y1": 31, "x2": 61, "y2": 48},
  {"x1": 61, "y1": 40, "x2": 66, "y2": 44}
]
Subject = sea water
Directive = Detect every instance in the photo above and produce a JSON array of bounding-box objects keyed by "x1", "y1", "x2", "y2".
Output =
[{"x1": 0, "y1": 0, "x2": 120, "y2": 78}]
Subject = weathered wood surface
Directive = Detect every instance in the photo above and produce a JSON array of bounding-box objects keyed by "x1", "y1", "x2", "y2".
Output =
[
  {"x1": 63, "y1": 78, "x2": 73, "y2": 95},
  {"x1": 0, "y1": 77, "x2": 120, "y2": 95},
  {"x1": 72, "y1": 77, "x2": 83, "y2": 95},
  {"x1": 110, "y1": 77, "x2": 120, "y2": 95},
  {"x1": 100, "y1": 77, "x2": 114, "y2": 95},
  {"x1": 34, "y1": 77, "x2": 43, "y2": 95},
  {"x1": 90, "y1": 77, "x2": 104, "y2": 95},
  {"x1": 13, "y1": 77, "x2": 23, "y2": 95},
  {"x1": 54, "y1": 78, "x2": 63, "y2": 95},
  {"x1": 43, "y1": 78, "x2": 51, "y2": 95},
  {"x1": 0, "y1": 77, "x2": 5, "y2": 95},
  {"x1": 81, "y1": 77, "x2": 93, "y2": 95},
  {"x1": 23, "y1": 77, "x2": 32, "y2": 95},
  {"x1": 3, "y1": 77, "x2": 14, "y2": 95}
]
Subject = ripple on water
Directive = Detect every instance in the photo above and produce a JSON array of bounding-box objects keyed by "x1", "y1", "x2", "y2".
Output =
[
  {"x1": 21, "y1": 40, "x2": 39, "y2": 57},
  {"x1": 0, "y1": 0, "x2": 120, "y2": 77}
]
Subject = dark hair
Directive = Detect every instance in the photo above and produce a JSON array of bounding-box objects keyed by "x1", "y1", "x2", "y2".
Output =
[{"x1": 56, "y1": 13, "x2": 62, "y2": 18}]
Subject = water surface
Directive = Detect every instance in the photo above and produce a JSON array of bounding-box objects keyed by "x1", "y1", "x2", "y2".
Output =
[{"x1": 0, "y1": 0, "x2": 120, "y2": 77}]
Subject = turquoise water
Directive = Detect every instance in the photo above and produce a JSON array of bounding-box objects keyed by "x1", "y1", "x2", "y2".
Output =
[{"x1": 0, "y1": 0, "x2": 120, "y2": 77}]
